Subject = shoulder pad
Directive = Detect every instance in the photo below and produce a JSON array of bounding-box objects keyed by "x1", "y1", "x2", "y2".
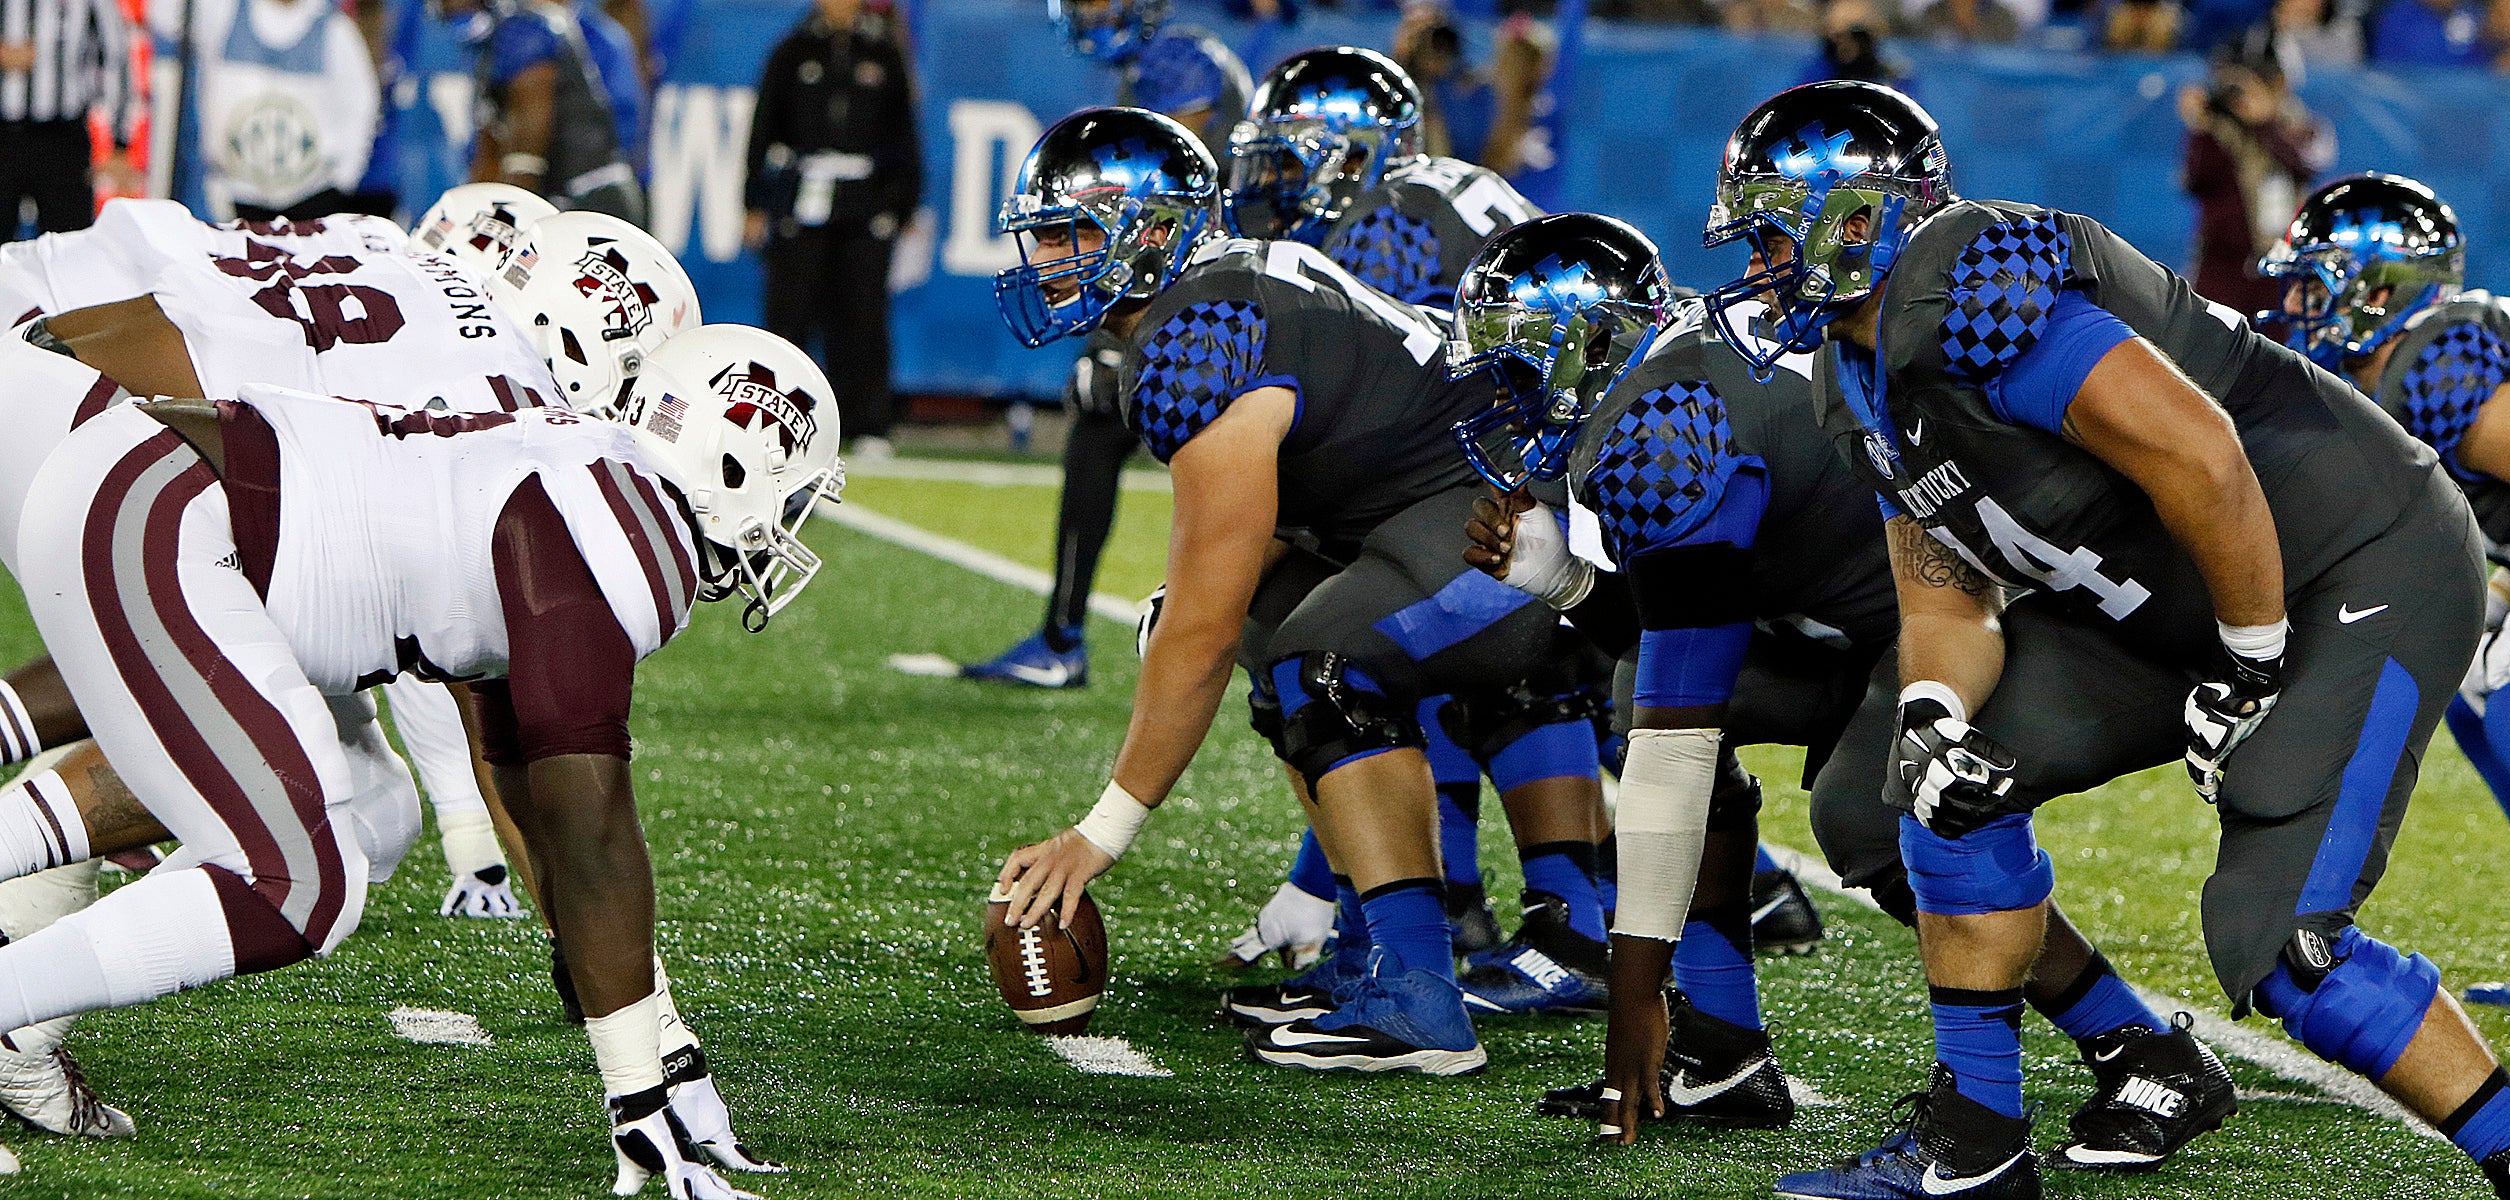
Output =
[
  {"x1": 2398, "y1": 317, "x2": 2510, "y2": 467},
  {"x1": 1132, "y1": 298, "x2": 1267, "y2": 462},
  {"x1": 1935, "y1": 210, "x2": 2073, "y2": 381},
  {"x1": 1581, "y1": 378, "x2": 1741, "y2": 559}
]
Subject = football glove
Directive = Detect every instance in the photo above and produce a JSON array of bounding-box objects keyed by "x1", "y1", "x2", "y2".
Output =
[
  {"x1": 440, "y1": 864, "x2": 526, "y2": 918},
  {"x1": 1212, "y1": 879, "x2": 1335, "y2": 970},
  {"x1": 1134, "y1": 584, "x2": 1165, "y2": 658},
  {"x1": 1892, "y1": 695, "x2": 2022, "y2": 838},
  {"x1": 1494, "y1": 499, "x2": 1594, "y2": 610},
  {"x1": 2185, "y1": 643, "x2": 2282, "y2": 803},
  {"x1": 610, "y1": 1087, "x2": 761, "y2": 1200},
  {"x1": 664, "y1": 1046, "x2": 786, "y2": 1175}
]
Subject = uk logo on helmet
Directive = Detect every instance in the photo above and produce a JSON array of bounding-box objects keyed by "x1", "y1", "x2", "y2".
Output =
[
  {"x1": 572, "y1": 242, "x2": 661, "y2": 342},
  {"x1": 714, "y1": 361, "x2": 819, "y2": 455},
  {"x1": 1773, "y1": 125, "x2": 1868, "y2": 184}
]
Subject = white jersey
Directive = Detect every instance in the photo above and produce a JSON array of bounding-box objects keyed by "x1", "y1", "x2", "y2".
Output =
[
  {"x1": 229, "y1": 385, "x2": 697, "y2": 694},
  {"x1": 0, "y1": 198, "x2": 404, "y2": 324}
]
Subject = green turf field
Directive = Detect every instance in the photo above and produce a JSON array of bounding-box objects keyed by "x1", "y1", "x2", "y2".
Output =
[{"x1": 6, "y1": 462, "x2": 2510, "y2": 1198}]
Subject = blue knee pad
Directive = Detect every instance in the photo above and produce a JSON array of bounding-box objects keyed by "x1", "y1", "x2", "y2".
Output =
[
  {"x1": 2253, "y1": 927, "x2": 2440, "y2": 1079},
  {"x1": 1899, "y1": 814, "x2": 2054, "y2": 916},
  {"x1": 1486, "y1": 720, "x2": 1600, "y2": 793}
]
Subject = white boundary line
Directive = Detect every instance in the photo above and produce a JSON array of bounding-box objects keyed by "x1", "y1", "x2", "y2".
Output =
[
  {"x1": 848, "y1": 455, "x2": 1172, "y2": 493},
  {"x1": 1759, "y1": 843, "x2": 2437, "y2": 1137},
  {"x1": 816, "y1": 500, "x2": 1141, "y2": 627}
]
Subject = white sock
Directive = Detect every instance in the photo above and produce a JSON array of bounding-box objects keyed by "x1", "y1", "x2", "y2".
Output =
[
  {"x1": 585, "y1": 990, "x2": 665, "y2": 1097},
  {"x1": 0, "y1": 681, "x2": 38, "y2": 767},
  {"x1": 0, "y1": 771, "x2": 88, "y2": 884},
  {"x1": 0, "y1": 868, "x2": 235, "y2": 1030}
]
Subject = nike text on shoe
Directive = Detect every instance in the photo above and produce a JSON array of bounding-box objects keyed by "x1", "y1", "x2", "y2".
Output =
[
  {"x1": 1458, "y1": 892, "x2": 1609, "y2": 1016},
  {"x1": 1247, "y1": 950, "x2": 1486, "y2": 1076},
  {"x1": 1751, "y1": 866, "x2": 1826, "y2": 956},
  {"x1": 2049, "y1": 1013, "x2": 2235, "y2": 1172},
  {"x1": 961, "y1": 628, "x2": 1089, "y2": 689},
  {"x1": 1774, "y1": 1065, "x2": 2040, "y2": 1200},
  {"x1": 1537, "y1": 992, "x2": 1794, "y2": 1128}
]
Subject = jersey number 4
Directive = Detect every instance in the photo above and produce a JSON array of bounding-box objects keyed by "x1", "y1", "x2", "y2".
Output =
[
  {"x1": 1968, "y1": 497, "x2": 2151, "y2": 619},
  {"x1": 1261, "y1": 242, "x2": 1442, "y2": 366}
]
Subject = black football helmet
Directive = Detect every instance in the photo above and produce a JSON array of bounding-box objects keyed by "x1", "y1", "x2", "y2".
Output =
[
  {"x1": 1702, "y1": 81, "x2": 1953, "y2": 374},
  {"x1": 1222, "y1": 46, "x2": 1423, "y2": 244},
  {"x1": 1448, "y1": 212, "x2": 1673, "y2": 490},
  {"x1": 2259, "y1": 172, "x2": 2463, "y2": 368},
  {"x1": 993, "y1": 107, "x2": 1218, "y2": 349}
]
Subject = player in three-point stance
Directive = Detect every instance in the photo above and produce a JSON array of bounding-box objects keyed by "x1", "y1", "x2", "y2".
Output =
[{"x1": 1694, "y1": 80, "x2": 2510, "y2": 1199}]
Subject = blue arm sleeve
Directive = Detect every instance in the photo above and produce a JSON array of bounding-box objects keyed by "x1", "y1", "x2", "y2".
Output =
[
  {"x1": 1634, "y1": 623, "x2": 1754, "y2": 708},
  {"x1": 1984, "y1": 288, "x2": 2136, "y2": 435},
  {"x1": 488, "y1": 16, "x2": 563, "y2": 87}
]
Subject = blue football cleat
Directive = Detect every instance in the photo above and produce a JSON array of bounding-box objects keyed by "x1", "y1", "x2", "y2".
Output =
[
  {"x1": 1246, "y1": 950, "x2": 1487, "y2": 1075},
  {"x1": 1458, "y1": 892, "x2": 1608, "y2": 1016},
  {"x1": 2466, "y1": 983, "x2": 2510, "y2": 1007},
  {"x1": 961, "y1": 626, "x2": 1088, "y2": 689},
  {"x1": 1221, "y1": 940, "x2": 1367, "y2": 1028},
  {"x1": 1774, "y1": 1067, "x2": 2039, "y2": 1199}
]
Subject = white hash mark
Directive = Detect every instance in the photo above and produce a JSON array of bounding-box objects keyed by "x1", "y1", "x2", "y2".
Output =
[
  {"x1": 387, "y1": 1007, "x2": 493, "y2": 1046},
  {"x1": 1048, "y1": 1035, "x2": 1171, "y2": 1078}
]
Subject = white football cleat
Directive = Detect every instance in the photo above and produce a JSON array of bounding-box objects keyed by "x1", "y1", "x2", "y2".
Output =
[{"x1": 0, "y1": 1042, "x2": 134, "y2": 1138}]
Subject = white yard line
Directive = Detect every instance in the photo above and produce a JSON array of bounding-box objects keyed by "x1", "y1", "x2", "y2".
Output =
[
  {"x1": 387, "y1": 1007, "x2": 493, "y2": 1046},
  {"x1": 1047, "y1": 1035, "x2": 1173, "y2": 1078},
  {"x1": 848, "y1": 455, "x2": 1171, "y2": 493},
  {"x1": 816, "y1": 500, "x2": 1141, "y2": 627},
  {"x1": 1758, "y1": 844, "x2": 2437, "y2": 1137}
]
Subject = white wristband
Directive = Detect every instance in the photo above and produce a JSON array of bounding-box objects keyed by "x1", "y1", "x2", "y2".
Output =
[
  {"x1": 2217, "y1": 618, "x2": 2289, "y2": 662},
  {"x1": 1072, "y1": 780, "x2": 1152, "y2": 860},
  {"x1": 1898, "y1": 680, "x2": 1968, "y2": 723}
]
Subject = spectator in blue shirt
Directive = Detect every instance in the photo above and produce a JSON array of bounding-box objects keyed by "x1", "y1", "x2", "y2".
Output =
[{"x1": 2369, "y1": 0, "x2": 2497, "y2": 66}]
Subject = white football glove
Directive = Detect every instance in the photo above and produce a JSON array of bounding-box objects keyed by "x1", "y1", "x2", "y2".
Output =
[
  {"x1": 440, "y1": 865, "x2": 526, "y2": 918},
  {"x1": 664, "y1": 1047, "x2": 785, "y2": 1174},
  {"x1": 1499, "y1": 500, "x2": 1595, "y2": 610},
  {"x1": 438, "y1": 809, "x2": 526, "y2": 918},
  {"x1": 1215, "y1": 880, "x2": 1335, "y2": 970},
  {"x1": 611, "y1": 1091, "x2": 761, "y2": 1200},
  {"x1": 2464, "y1": 593, "x2": 2510, "y2": 715}
]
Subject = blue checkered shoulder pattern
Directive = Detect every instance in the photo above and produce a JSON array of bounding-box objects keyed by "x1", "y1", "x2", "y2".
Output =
[
  {"x1": 1583, "y1": 381, "x2": 1741, "y2": 562},
  {"x1": 1328, "y1": 206, "x2": 1441, "y2": 306},
  {"x1": 1939, "y1": 216, "x2": 2074, "y2": 381},
  {"x1": 1132, "y1": 299, "x2": 1268, "y2": 462},
  {"x1": 2399, "y1": 320, "x2": 2510, "y2": 477}
]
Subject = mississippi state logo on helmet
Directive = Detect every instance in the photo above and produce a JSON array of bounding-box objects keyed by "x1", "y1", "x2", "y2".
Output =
[
  {"x1": 410, "y1": 182, "x2": 557, "y2": 276},
  {"x1": 619, "y1": 325, "x2": 843, "y2": 629},
  {"x1": 488, "y1": 211, "x2": 699, "y2": 417}
]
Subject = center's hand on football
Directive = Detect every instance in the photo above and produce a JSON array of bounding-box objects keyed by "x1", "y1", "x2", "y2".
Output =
[
  {"x1": 995, "y1": 828, "x2": 1114, "y2": 930},
  {"x1": 1597, "y1": 961, "x2": 1671, "y2": 1146}
]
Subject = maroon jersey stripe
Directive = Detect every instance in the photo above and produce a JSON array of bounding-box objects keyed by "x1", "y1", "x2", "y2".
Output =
[
  {"x1": 589, "y1": 461, "x2": 678, "y2": 638},
  {"x1": 622, "y1": 467, "x2": 698, "y2": 627},
  {"x1": 69, "y1": 376, "x2": 118, "y2": 430},
  {"x1": 216, "y1": 401, "x2": 284, "y2": 600}
]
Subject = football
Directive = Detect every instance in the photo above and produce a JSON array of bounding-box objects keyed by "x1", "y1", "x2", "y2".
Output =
[{"x1": 983, "y1": 888, "x2": 1107, "y2": 1035}]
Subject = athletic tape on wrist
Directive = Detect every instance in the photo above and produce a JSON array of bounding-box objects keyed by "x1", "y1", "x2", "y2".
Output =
[
  {"x1": 2217, "y1": 618, "x2": 2289, "y2": 662},
  {"x1": 1610, "y1": 727, "x2": 1721, "y2": 943},
  {"x1": 1072, "y1": 780, "x2": 1152, "y2": 860},
  {"x1": 586, "y1": 990, "x2": 667, "y2": 1097},
  {"x1": 1546, "y1": 559, "x2": 1597, "y2": 611},
  {"x1": 500, "y1": 153, "x2": 547, "y2": 176},
  {"x1": 1898, "y1": 680, "x2": 1968, "y2": 723},
  {"x1": 437, "y1": 807, "x2": 503, "y2": 878}
]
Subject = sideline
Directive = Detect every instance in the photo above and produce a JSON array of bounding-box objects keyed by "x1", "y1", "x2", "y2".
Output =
[
  {"x1": 816, "y1": 499, "x2": 1141, "y2": 627},
  {"x1": 846, "y1": 455, "x2": 1171, "y2": 493}
]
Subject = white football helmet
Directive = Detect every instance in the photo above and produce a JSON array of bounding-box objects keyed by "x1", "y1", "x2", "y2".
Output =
[
  {"x1": 617, "y1": 325, "x2": 843, "y2": 628},
  {"x1": 409, "y1": 183, "x2": 556, "y2": 274},
  {"x1": 489, "y1": 211, "x2": 701, "y2": 418}
]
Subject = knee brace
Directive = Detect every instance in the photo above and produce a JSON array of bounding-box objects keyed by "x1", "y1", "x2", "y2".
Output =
[
  {"x1": 1899, "y1": 813, "x2": 2054, "y2": 916},
  {"x1": 1271, "y1": 654, "x2": 1423, "y2": 781},
  {"x1": 1247, "y1": 686, "x2": 1287, "y2": 759},
  {"x1": 1706, "y1": 746, "x2": 1763, "y2": 834},
  {"x1": 1441, "y1": 676, "x2": 1609, "y2": 766},
  {"x1": 2252, "y1": 926, "x2": 2440, "y2": 1079}
]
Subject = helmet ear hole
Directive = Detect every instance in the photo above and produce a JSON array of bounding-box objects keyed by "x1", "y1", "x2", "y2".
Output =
[
  {"x1": 721, "y1": 454, "x2": 746, "y2": 491},
  {"x1": 561, "y1": 328, "x2": 591, "y2": 366}
]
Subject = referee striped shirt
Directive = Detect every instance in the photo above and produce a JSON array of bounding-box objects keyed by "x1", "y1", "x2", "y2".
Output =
[{"x1": 0, "y1": 0, "x2": 136, "y2": 144}]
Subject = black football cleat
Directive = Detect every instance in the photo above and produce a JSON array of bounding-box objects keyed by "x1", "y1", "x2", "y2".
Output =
[
  {"x1": 2482, "y1": 1146, "x2": 2510, "y2": 1198},
  {"x1": 1750, "y1": 865, "x2": 1825, "y2": 956},
  {"x1": 2047, "y1": 1013, "x2": 2236, "y2": 1172},
  {"x1": 1219, "y1": 945, "x2": 1365, "y2": 1028},
  {"x1": 1534, "y1": 991, "x2": 1795, "y2": 1128},
  {"x1": 1775, "y1": 1065, "x2": 2039, "y2": 1200},
  {"x1": 1447, "y1": 880, "x2": 1504, "y2": 958}
]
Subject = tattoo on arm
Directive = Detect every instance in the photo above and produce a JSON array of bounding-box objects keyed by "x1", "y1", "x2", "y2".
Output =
[{"x1": 1890, "y1": 516, "x2": 1997, "y2": 598}]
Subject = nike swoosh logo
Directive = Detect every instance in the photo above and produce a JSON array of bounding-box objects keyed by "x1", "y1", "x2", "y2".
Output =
[
  {"x1": 1267, "y1": 1028, "x2": 1370, "y2": 1048},
  {"x1": 1920, "y1": 1151, "x2": 2029, "y2": 1196},
  {"x1": 1906, "y1": 420, "x2": 1925, "y2": 446},
  {"x1": 2092, "y1": 1044, "x2": 2125, "y2": 1062},
  {"x1": 1001, "y1": 661, "x2": 1074, "y2": 686},
  {"x1": 1663, "y1": 1061, "x2": 1759, "y2": 1106},
  {"x1": 2337, "y1": 604, "x2": 2388, "y2": 624},
  {"x1": 1750, "y1": 895, "x2": 1789, "y2": 925}
]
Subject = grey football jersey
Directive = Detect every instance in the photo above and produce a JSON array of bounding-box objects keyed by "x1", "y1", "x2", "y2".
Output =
[
  {"x1": 2371, "y1": 292, "x2": 2510, "y2": 546},
  {"x1": 1322, "y1": 157, "x2": 1542, "y2": 309}
]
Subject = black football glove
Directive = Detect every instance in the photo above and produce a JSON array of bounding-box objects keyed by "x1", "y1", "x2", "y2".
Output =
[
  {"x1": 1892, "y1": 695, "x2": 2023, "y2": 839},
  {"x1": 2185, "y1": 643, "x2": 2282, "y2": 803}
]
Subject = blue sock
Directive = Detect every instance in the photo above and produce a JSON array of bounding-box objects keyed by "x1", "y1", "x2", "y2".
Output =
[
  {"x1": 1286, "y1": 830, "x2": 1334, "y2": 900},
  {"x1": 2447, "y1": 697, "x2": 2510, "y2": 824},
  {"x1": 1359, "y1": 879, "x2": 1452, "y2": 978},
  {"x1": 1931, "y1": 986, "x2": 2026, "y2": 1119},
  {"x1": 1435, "y1": 784, "x2": 1482, "y2": 888},
  {"x1": 1673, "y1": 906, "x2": 1762, "y2": 1030},
  {"x1": 1333, "y1": 876, "x2": 1370, "y2": 956},
  {"x1": 2042, "y1": 953, "x2": 2164, "y2": 1043},
  {"x1": 2443, "y1": 1069, "x2": 2510, "y2": 1162},
  {"x1": 1519, "y1": 840, "x2": 1608, "y2": 942},
  {"x1": 1753, "y1": 843, "x2": 1780, "y2": 874}
]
